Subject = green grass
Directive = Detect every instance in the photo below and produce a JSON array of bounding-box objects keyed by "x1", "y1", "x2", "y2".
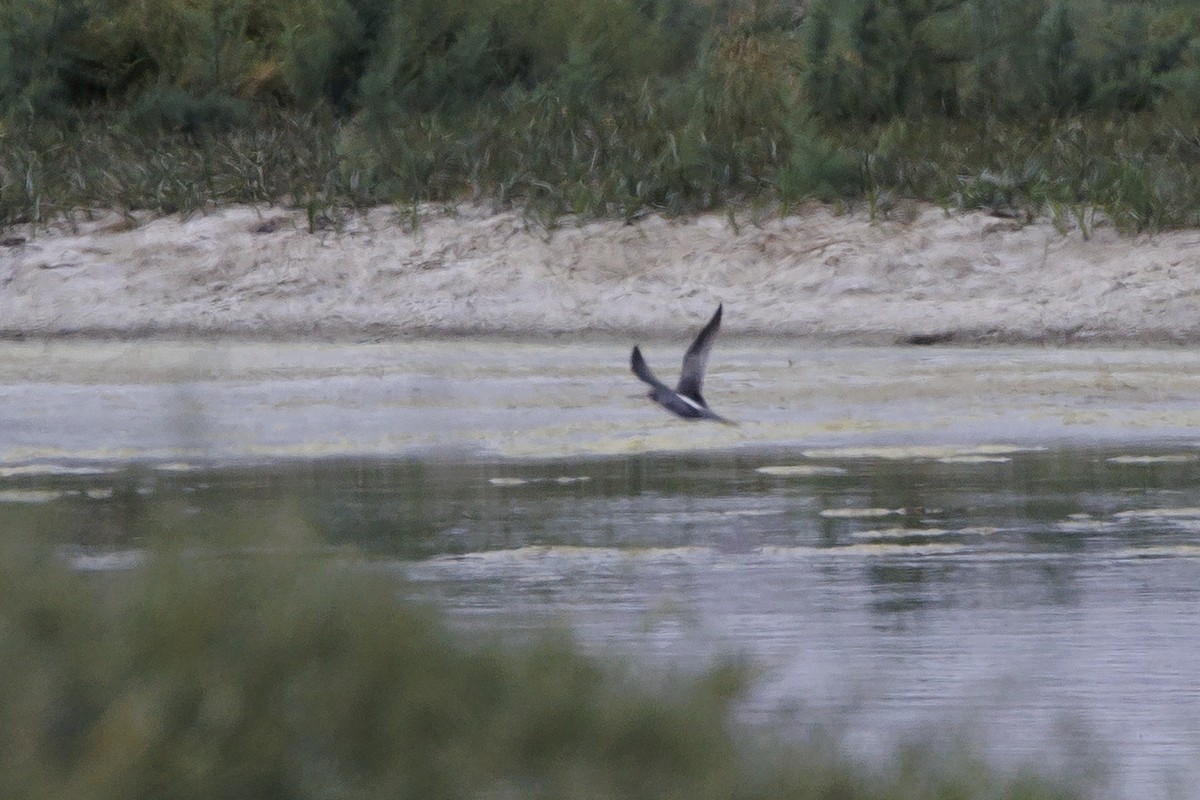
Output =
[{"x1": 7, "y1": 105, "x2": 1200, "y2": 234}]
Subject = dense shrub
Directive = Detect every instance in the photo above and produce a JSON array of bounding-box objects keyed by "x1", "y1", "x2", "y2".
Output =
[
  {"x1": 0, "y1": 0, "x2": 92, "y2": 119},
  {"x1": 0, "y1": 523, "x2": 1084, "y2": 800},
  {"x1": 5, "y1": 0, "x2": 1200, "y2": 229}
]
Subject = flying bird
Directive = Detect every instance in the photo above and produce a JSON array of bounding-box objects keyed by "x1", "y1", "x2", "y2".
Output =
[{"x1": 630, "y1": 304, "x2": 733, "y2": 424}]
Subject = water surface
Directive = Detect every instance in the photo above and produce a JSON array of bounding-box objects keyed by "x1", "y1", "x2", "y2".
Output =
[{"x1": 4, "y1": 340, "x2": 1200, "y2": 798}]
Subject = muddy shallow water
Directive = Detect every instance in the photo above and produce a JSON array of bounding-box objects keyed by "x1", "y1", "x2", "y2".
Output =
[
  {"x1": 4, "y1": 339, "x2": 1200, "y2": 798},
  {"x1": 5, "y1": 339, "x2": 1200, "y2": 462}
]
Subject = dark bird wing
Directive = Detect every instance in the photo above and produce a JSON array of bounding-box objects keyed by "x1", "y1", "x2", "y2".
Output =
[
  {"x1": 676, "y1": 304, "x2": 722, "y2": 405},
  {"x1": 631, "y1": 346, "x2": 671, "y2": 391}
]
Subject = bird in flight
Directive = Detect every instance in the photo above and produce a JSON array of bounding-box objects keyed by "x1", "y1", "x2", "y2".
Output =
[{"x1": 630, "y1": 304, "x2": 733, "y2": 424}]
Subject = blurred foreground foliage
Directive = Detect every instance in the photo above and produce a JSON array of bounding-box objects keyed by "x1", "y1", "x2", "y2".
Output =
[
  {"x1": 0, "y1": 509, "x2": 1085, "y2": 800},
  {"x1": 4, "y1": 0, "x2": 1200, "y2": 230}
]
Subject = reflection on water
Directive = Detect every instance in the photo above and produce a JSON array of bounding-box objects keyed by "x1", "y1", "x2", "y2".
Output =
[{"x1": 5, "y1": 445, "x2": 1200, "y2": 798}]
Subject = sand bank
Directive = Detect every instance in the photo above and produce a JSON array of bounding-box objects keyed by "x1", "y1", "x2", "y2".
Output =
[{"x1": 3, "y1": 203, "x2": 1200, "y2": 342}]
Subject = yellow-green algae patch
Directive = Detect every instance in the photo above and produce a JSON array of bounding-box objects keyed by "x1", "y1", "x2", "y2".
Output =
[
  {"x1": 1113, "y1": 507, "x2": 1200, "y2": 519},
  {"x1": 755, "y1": 465, "x2": 848, "y2": 477},
  {"x1": 754, "y1": 543, "x2": 968, "y2": 558},
  {"x1": 848, "y1": 527, "x2": 954, "y2": 539},
  {"x1": 1105, "y1": 454, "x2": 1198, "y2": 465},
  {"x1": 1109, "y1": 545, "x2": 1200, "y2": 558},
  {"x1": 487, "y1": 476, "x2": 592, "y2": 487},
  {"x1": 0, "y1": 489, "x2": 67, "y2": 504},
  {"x1": 425, "y1": 545, "x2": 719, "y2": 565},
  {"x1": 647, "y1": 508, "x2": 786, "y2": 524},
  {"x1": 801, "y1": 444, "x2": 1044, "y2": 461},
  {"x1": 936, "y1": 455, "x2": 1012, "y2": 464},
  {"x1": 819, "y1": 507, "x2": 904, "y2": 519},
  {"x1": 0, "y1": 464, "x2": 115, "y2": 477},
  {"x1": 1054, "y1": 517, "x2": 1123, "y2": 533}
]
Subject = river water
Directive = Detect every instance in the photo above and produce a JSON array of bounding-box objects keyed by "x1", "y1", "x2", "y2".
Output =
[{"x1": 3, "y1": 340, "x2": 1200, "y2": 797}]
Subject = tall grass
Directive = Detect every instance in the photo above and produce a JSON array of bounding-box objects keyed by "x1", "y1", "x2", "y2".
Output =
[
  {"x1": 4, "y1": 0, "x2": 1200, "y2": 230},
  {"x1": 0, "y1": 508, "x2": 1086, "y2": 800}
]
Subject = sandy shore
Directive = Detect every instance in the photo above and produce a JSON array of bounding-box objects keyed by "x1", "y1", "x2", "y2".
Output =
[{"x1": 4, "y1": 203, "x2": 1200, "y2": 342}]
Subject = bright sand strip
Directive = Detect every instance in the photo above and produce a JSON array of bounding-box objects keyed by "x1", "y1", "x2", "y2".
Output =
[{"x1": 5, "y1": 202, "x2": 1200, "y2": 342}]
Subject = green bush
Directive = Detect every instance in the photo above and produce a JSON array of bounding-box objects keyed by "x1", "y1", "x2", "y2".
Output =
[
  {"x1": 779, "y1": 125, "x2": 863, "y2": 203},
  {"x1": 802, "y1": 0, "x2": 959, "y2": 120},
  {"x1": 0, "y1": 0, "x2": 92, "y2": 121},
  {"x1": 0, "y1": 540, "x2": 745, "y2": 799},
  {"x1": 7, "y1": 0, "x2": 1200, "y2": 228},
  {"x1": 130, "y1": 85, "x2": 252, "y2": 133},
  {"x1": 0, "y1": 518, "x2": 1085, "y2": 800}
]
